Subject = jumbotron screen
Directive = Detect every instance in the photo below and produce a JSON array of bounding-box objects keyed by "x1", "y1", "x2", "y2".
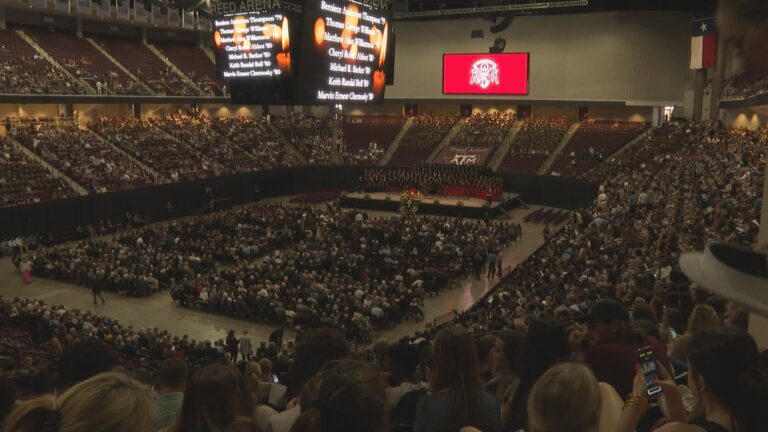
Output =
[
  {"x1": 298, "y1": 0, "x2": 391, "y2": 103},
  {"x1": 212, "y1": 0, "x2": 392, "y2": 104},
  {"x1": 443, "y1": 53, "x2": 529, "y2": 95}
]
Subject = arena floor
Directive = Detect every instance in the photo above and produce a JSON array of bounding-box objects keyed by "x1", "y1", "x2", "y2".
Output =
[{"x1": 0, "y1": 204, "x2": 558, "y2": 345}]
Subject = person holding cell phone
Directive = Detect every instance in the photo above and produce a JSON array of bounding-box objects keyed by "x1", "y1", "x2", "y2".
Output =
[
  {"x1": 581, "y1": 300, "x2": 672, "y2": 399},
  {"x1": 615, "y1": 327, "x2": 768, "y2": 432}
]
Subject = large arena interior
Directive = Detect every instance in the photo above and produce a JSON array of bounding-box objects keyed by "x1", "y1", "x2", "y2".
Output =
[{"x1": 0, "y1": 0, "x2": 767, "y2": 431}]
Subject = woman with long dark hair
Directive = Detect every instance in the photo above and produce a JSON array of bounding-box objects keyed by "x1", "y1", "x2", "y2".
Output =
[
  {"x1": 414, "y1": 326, "x2": 501, "y2": 432},
  {"x1": 290, "y1": 360, "x2": 388, "y2": 432},
  {"x1": 171, "y1": 364, "x2": 256, "y2": 432},
  {"x1": 503, "y1": 318, "x2": 571, "y2": 431}
]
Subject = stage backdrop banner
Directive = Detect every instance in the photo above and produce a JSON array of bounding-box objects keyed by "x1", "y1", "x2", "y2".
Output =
[
  {"x1": 96, "y1": 0, "x2": 111, "y2": 17},
  {"x1": 76, "y1": 0, "x2": 92, "y2": 14},
  {"x1": 116, "y1": 0, "x2": 129, "y2": 19},
  {"x1": 182, "y1": 9, "x2": 195, "y2": 29},
  {"x1": 436, "y1": 146, "x2": 495, "y2": 165}
]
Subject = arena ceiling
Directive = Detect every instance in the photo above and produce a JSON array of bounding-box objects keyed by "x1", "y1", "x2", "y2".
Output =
[{"x1": 175, "y1": 0, "x2": 719, "y2": 20}]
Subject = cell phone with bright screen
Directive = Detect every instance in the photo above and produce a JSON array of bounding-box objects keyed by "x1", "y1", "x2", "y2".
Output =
[{"x1": 637, "y1": 346, "x2": 662, "y2": 397}]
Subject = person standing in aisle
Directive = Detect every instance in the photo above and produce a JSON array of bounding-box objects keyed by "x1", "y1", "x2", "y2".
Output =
[
  {"x1": 226, "y1": 330, "x2": 239, "y2": 363},
  {"x1": 240, "y1": 330, "x2": 253, "y2": 362},
  {"x1": 20, "y1": 256, "x2": 32, "y2": 285}
]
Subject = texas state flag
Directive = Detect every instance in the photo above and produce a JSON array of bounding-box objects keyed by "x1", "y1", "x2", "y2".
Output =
[{"x1": 690, "y1": 19, "x2": 717, "y2": 70}]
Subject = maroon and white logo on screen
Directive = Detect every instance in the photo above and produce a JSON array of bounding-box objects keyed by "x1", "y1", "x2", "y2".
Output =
[{"x1": 469, "y1": 59, "x2": 500, "y2": 90}]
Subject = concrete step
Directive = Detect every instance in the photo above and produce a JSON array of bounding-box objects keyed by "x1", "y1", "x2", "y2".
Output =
[
  {"x1": 379, "y1": 117, "x2": 414, "y2": 166},
  {"x1": 15, "y1": 29, "x2": 95, "y2": 94},
  {"x1": 538, "y1": 122, "x2": 581, "y2": 175},
  {"x1": 427, "y1": 117, "x2": 467, "y2": 163},
  {"x1": 85, "y1": 37, "x2": 154, "y2": 95},
  {"x1": 10, "y1": 136, "x2": 88, "y2": 195}
]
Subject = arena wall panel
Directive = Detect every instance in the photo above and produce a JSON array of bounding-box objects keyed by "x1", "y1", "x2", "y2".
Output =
[
  {"x1": 387, "y1": 11, "x2": 690, "y2": 104},
  {"x1": 197, "y1": 104, "x2": 261, "y2": 118},
  {"x1": 723, "y1": 107, "x2": 768, "y2": 130},
  {"x1": 74, "y1": 103, "x2": 132, "y2": 124}
]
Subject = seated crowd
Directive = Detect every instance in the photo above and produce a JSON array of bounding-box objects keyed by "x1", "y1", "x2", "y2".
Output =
[
  {"x1": 497, "y1": 117, "x2": 572, "y2": 174},
  {"x1": 388, "y1": 114, "x2": 459, "y2": 167},
  {"x1": 451, "y1": 113, "x2": 517, "y2": 148},
  {"x1": 90, "y1": 116, "x2": 221, "y2": 182},
  {"x1": 341, "y1": 116, "x2": 406, "y2": 165},
  {"x1": 171, "y1": 205, "x2": 521, "y2": 340},
  {"x1": 273, "y1": 114, "x2": 338, "y2": 166},
  {"x1": 31, "y1": 204, "x2": 317, "y2": 297},
  {"x1": 150, "y1": 115, "x2": 265, "y2": 173},
  {"x1": 0, "y1": 299, "x2": 765, "y2": 432},
  {"x1": 0, "y1": 55, "x2": 84, "y2": 95},
  {"x1": 360, "y1": 164, "x2": 504, "y2": 201},
  {"x1": 0, "y1": 121, "x2": 767, "y2": 432},
  {"x1": 210, "y1": 116, "x2": 301, "y2": 169},
  {"x1": 14, "y1": 123, "x2": 154, "y2": 193},
  {"x1": 720, "y1": 70, "x2": 768, "y2": 101},
  {"x1": 0, "y1": 137, "x2": 76, "y2": 207},
  {"x1": 510, "y1": 117, "x2": 571, "y2": 155},
  {"x1": 549, "y1": 120, "x2": 647, "y2": 177}
]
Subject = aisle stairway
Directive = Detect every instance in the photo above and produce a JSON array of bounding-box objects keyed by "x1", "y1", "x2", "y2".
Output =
[
  {"x1": 379, "y1": 117, "x2": 414, "y2": 166},
  {"x1": 268, "y1": 123, "x2": 309, "y2": 165},
  {"x1": 81, "y1": 127, "x2": 167, "y2": 182},
  {"x1": 14, "y1": 30, "x2": 95, "y2": 94},
  {"x1": 85, "y1": 37, "x2": 153, "y2": 94},
  {"x1": 537, "y1": 122, "x2": 581, "y2": 174},
  {"x1": 9, "y1": 137, "x2": 88, "y2": 195},
  {"x1": 427, "y1": 117, "x2": 467, "y2": 163},
  {"x1": 489, "y1": 120, "x2": 524, "y2": 171},
  {"x1": 146, "y1": 43, "x2": 204, "y2": 94}
]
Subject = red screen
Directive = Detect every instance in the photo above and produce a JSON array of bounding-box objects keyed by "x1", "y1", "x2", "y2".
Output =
[{"x1": 443, "y1": 53, "x2": 529, "y2": 95}]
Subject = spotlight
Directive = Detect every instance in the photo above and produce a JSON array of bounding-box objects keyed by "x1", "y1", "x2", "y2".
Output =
[{"x1": 489, "y1": 37, "x2": 506, "y2": 53}]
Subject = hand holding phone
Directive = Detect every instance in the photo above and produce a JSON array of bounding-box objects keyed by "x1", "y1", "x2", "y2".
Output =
[{"x1": 637, "y1": 346, "x2": 662, "y2": 397}]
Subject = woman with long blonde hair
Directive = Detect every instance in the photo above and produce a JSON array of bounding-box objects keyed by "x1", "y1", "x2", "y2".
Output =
[{"x1": 3, "y1": 372, "x2": 155, "y2": 432}]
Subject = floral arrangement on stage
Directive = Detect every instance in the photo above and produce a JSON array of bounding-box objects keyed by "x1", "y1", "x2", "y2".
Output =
[{"x1": 399, "y1": 188, "x2": 423, "y2": 217}]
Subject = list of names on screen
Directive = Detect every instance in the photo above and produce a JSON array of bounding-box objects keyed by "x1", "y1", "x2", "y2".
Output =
[
  {"x1": 308, "y1": 0, "x2": 390, "y2": 103},
  {"x1": 214, "y1": 11, "x2": 292, "y2": 80}
]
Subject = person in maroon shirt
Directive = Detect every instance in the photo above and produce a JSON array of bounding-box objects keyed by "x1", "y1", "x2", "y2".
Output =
[{"x1": 582, "y1": 299, "x2": 672, "y2": 399}]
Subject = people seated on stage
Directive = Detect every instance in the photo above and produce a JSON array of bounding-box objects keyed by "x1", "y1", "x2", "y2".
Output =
[{"x1": 360, "y1": 163, "x2": 503, "y2": 202}]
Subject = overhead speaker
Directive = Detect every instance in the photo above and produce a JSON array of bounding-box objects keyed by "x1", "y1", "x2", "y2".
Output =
[
  {"x1": 489, "y1": 37, "x2": 506, "y2": 53},
  {"x1": 489, "y1": 15, "x2": 514, "y2": 34}
]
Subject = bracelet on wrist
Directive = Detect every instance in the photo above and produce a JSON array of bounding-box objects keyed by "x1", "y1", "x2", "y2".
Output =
[{"x1": 623, "y1": 392, "x2": 649, "y2": 411}]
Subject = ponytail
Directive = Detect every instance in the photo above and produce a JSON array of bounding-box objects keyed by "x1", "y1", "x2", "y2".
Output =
[
  {"x1": 2, "y1": 394, "x2": 59, "y2": 432},
  {"x1": 731, "y1": 367, "x2": 768, "y2": 432}
]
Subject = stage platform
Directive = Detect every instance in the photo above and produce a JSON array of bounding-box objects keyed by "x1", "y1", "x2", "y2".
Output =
[{"x1": 340, "y1": 192, "x2": 520, "y2": 219}]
